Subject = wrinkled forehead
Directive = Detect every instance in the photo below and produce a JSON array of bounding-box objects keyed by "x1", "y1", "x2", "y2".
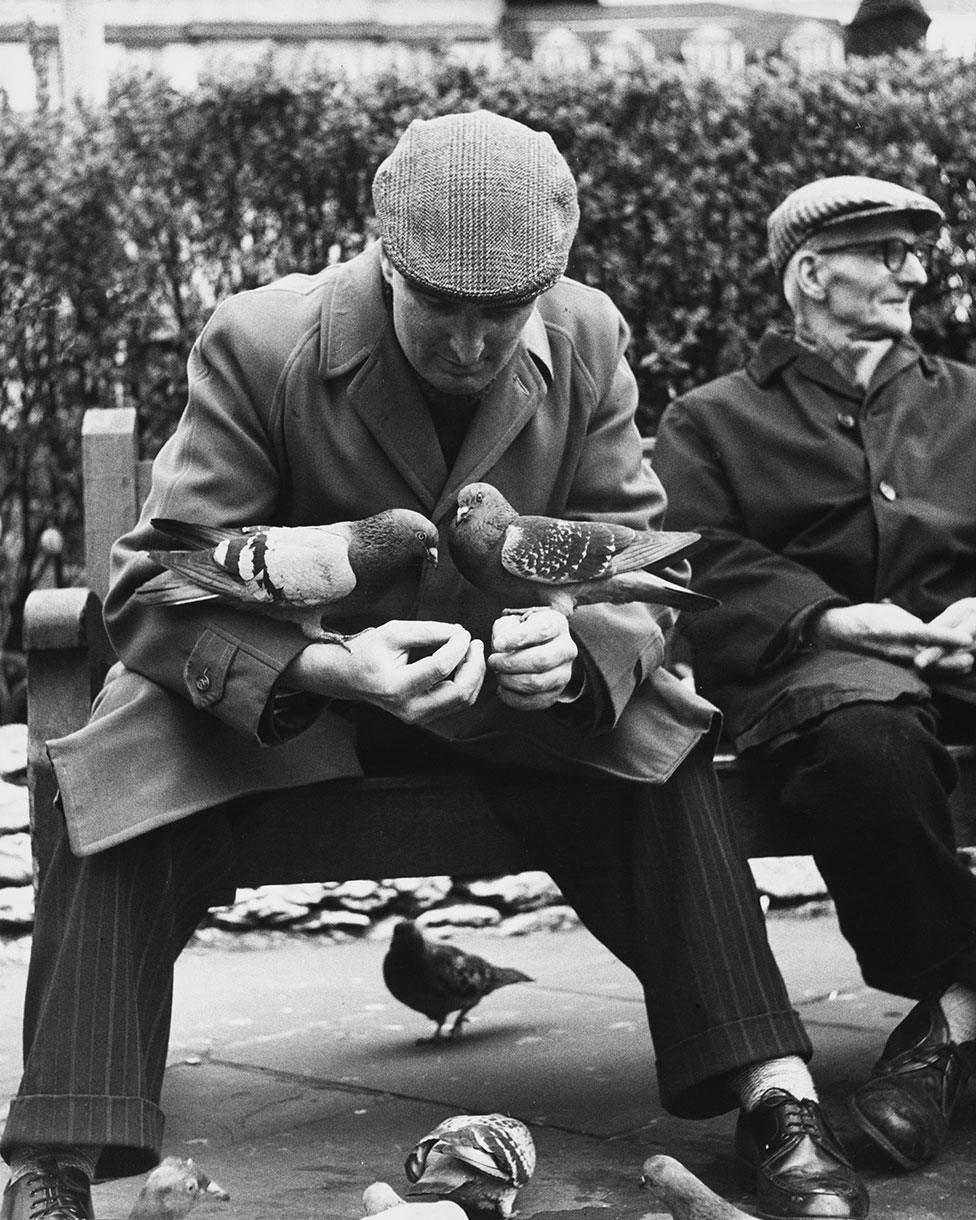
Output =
[{"x1": 808, "y1": 211, "x2": 933, "y2": 249}]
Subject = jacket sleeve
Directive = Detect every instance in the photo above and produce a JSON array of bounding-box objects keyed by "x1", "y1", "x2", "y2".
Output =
[
  {"x1": 554, "y1": 303, "x2": 681, "y2": 731},
  {"x1": 653, "y1": 395, "x2": 849, "y2": 682},
  {"x1": 103, "y1": 297, "x2": 326, "y2": 744}
]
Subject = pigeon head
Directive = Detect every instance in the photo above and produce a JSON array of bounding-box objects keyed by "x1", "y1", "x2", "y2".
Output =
[
  {"x1": 454, "y1": 484, "x2": 518, "y2": 533},
  {"x1": 129, "y1": 1157, "x2": 229, "y2": 1220},
  {"x1": 356, "y1": 509, "x2": 439, "y2": 568},
  {"x1": 389, "y1": 509, "x2": 440, "y2": 567}
]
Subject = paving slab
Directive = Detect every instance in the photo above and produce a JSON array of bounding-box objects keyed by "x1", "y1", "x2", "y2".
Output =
[{"x1": 1, "y1": 914, "x2": 974, "y2": 1220}]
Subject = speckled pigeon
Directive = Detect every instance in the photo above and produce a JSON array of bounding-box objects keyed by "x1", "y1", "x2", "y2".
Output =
[
  {"x1": 448, "y1": 483, "x2": 717, "y2": 615},
  {"x1": 135, "y1": 512, "x2": 439, "y2": 642},
  {"x1": 127, "y1": 1157, "x2": 229, "y2": 1220},
  {"x1": 640, "y1": 1155, "x2": 754, "y2": 1220},
  {"x1": 382, "y1": 919, "x2": 533, "y2": 1042},
  {"x1": 405, "y1": 1113, "x2": 536, "y2": 1218}
]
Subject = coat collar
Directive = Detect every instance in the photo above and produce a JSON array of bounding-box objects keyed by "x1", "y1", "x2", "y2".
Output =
[
  {"x1": 318, "y1": 243, "x2": 555, "y2": 519},
  {"x1": 747, "y1": 326, "x2": 936, "y2": 398}
]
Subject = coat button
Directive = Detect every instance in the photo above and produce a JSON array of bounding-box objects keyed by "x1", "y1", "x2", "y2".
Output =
[
  {"x1": 195, "y1": 670, "x2": 211, "y2": 692},
  {"x1": 878, "y1": 481, "x2": 897, "y2": 502},
  {"x1": 836, "y1": 412, "x2": 857, "y2": 430}
]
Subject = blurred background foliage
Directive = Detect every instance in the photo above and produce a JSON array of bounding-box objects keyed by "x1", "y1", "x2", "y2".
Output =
[{"x1": 1, "y1": 50, "x2": 976, "y2": 677}]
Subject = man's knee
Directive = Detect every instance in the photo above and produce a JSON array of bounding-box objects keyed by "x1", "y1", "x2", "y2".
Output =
[
  {"x1": 808, "y1": 701, "x2": 944, "y2": 777},
  {"x1": 781, "y1": 701, "x2": 957, "y2": 830}
]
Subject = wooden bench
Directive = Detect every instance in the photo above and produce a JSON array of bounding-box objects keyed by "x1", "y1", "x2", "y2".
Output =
[{"x1": 23, "y1": 408, "x2": 976, "y2": 889}]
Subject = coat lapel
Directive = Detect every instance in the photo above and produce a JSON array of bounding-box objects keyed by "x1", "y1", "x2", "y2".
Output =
[
  {"x1": 432, "y1": 313, "x2": 552, "y2": 522},
  {"x1": 320, "y1": 245, "x2": 554, "y2": 519}
]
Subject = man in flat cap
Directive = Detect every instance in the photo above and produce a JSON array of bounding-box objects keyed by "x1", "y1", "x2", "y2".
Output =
[
  {"x1": 655, "y1": 173, "x2": 976, "y2": 1174},
  {"x1": 1, "y1": 114, "x2": 867, "y2": 1220}
]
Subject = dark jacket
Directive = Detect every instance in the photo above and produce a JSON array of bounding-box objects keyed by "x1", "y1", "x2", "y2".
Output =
[
  {"x1": 653, "y1": 328, "x2": 976, "y2": 752},
  {"x1": 50, "y1": 243, "x2": 716, "y2": 854}
]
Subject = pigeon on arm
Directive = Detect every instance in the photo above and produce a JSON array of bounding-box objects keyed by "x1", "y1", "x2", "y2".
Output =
[
  {"x1": 134, "y1": 511, "x2": 439, "y2": 644},
  {"x1": 448, "y1": 483, "x2": 717, "y2": 616},
  {"x1": 382, "y1": 919, "x2": 533, "y2": 1042}
]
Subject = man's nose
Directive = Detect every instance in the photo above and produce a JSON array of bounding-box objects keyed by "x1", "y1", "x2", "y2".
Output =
[
  {"x1": 899, "y1": 251, "x2": 928, "y2": 286},
  {"x1": 447, "y1": 319, "x2": 487, "y2": 364}
]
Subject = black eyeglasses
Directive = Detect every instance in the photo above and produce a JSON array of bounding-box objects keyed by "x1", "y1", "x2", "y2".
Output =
[{"x1": 815, "y1": 237, "x2": 935, "y2": 272}]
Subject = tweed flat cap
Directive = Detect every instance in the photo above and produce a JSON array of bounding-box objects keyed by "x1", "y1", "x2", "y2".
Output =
[
  {"x1": 768, "y1": 175, "x2": 943, "y2": 276},
  {"x1": 372, "y1": 110, "x2": 579, "y2": 304}
]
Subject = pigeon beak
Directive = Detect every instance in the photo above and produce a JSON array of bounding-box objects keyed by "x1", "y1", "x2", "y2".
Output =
[
  {"x1": 426, "y1": 544, "x2": 439, "y2": 567},
  {"x1": 201, "y1": 1175, "x2": 230, "y2": 1201},
  {"x1": 455, "y1": 504, "x2": 471, "y2": 525}
]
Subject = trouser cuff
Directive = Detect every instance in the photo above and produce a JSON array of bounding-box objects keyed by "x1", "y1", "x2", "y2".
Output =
[
  {"x1": 656, "y1": 1008, "x2": 812, "y2": 1119},
  {"x1": 1, "y1": 1094, "x2": 163, "y2": 1180}
]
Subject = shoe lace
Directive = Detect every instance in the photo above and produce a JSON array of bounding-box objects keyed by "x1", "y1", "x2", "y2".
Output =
[
  {"x1": 779, "y1": 1097, "x2": 825, "y2": 1140},
  {"x1": 28, "y1": 1173, "x2": 88, "y2": 1220}
]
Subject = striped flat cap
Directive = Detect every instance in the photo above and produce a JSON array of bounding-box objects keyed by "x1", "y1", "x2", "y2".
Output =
[
  {"x1": 768, "y1": 175, "x2": 943, "y2": 276},
  {"x1": 372, "y1": 110, "x2": 579, "y2": 305}
]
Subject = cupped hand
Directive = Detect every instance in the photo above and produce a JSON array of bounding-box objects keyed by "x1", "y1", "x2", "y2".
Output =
[
  {"x1": 282, "y1": 619, "x2": 486, "y2": 724},
  {"x1": 488, "y1": 607, "x2": 579, "y2": 711}
]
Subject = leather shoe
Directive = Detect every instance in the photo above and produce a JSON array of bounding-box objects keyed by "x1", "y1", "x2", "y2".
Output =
[
  {"x1": 848, "y1": 996, "x2": 976, "y2": 1169},
  {"x1": 736, "y1": 1089, "x2": 869, "y2": 1219},
  {"x1": 0, "y1": 1159, "x2": 94, "y2": 1220}
]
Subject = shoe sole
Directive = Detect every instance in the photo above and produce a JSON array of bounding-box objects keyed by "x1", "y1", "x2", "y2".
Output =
[{"x1": 847, "y1": 1095, "x2": 924, "y2": 1171}]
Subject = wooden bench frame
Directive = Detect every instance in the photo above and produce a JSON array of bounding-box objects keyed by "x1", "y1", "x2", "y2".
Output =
[{"x1": 23, "y1": 408, "x2": 976, "y2": 889}]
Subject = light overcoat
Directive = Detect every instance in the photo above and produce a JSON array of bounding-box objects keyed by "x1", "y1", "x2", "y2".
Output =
[{"x1": 51, "y1": 244, "x2": 716, "y2": 854}]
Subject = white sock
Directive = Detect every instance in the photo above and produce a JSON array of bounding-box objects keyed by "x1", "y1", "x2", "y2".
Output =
[
  {"x1": 8, "y1": 1146, "x2": 99, "y2": 1184},
  {"x1": 939, "y1": 983, "x2": 976, "y2": 1045},
  {"x1": 730, "y1": 1056, "x2": 819, "y2": 1112}
]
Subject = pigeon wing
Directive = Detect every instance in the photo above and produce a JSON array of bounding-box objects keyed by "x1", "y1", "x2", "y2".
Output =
[
  {"x1": 607, "y1": 529, "x2": 704, "y2": 575},
  {"x1": 150, "y1": 518, "x2": 261, "y2": 549},
  {"x1": 499, "y1": 518, "x2": 702, "y2": 585},
  {"x1": 499, "y1": 517, "x2": 619, "y2": 584},
  {"x1": 143, "y1": 526, "x2": 357, "y2": 608}
]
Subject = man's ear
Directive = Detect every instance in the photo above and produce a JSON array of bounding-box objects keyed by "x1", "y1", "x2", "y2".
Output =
[
  {"x1": 379, "y1": 246, "x2": 395, "y2": 286},
  {"x1": 795, "y1": 251, "x2": 828, "y2": 302}
]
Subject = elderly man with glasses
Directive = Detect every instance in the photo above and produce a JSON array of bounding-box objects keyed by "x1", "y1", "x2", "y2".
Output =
[{"x1": 654, "y1": 175, "x2": 976, "y2": 1175}]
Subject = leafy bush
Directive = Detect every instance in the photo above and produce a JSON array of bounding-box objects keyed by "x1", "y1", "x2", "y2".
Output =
[{"x1": 2, "y1": 50, "x2": 975, "y2": 649}]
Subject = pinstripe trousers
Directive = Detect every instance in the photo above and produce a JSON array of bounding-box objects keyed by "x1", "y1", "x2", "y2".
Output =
[{"x1": 2, "y1": 739, "x2": 809, "y2": 1180}]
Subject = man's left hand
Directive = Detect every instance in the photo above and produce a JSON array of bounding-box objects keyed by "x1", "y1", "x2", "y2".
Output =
[
  {"x1": 488, "y1": 608, "x2": 579, "y2": 711},
  {"x1": 914, "y1": 598, "x2": 976, "y2": 675}
]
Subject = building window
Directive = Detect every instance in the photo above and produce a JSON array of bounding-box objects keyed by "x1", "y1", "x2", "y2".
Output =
[
  {"x1": 680, "y1": 24, "x2": 746, "y2": 75},
  {"x1": 780, "y1": 20, "x2": 845, "y2": 70}
]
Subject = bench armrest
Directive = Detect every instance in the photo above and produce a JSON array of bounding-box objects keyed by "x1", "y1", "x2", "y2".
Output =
[{"x1": 24, "y1": 587, "x2": 113, "y2": 882}]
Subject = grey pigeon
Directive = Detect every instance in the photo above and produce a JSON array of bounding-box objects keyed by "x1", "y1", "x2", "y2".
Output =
[
  {"x1": 136, "y1": 512, "x2": 439, "y2": 642},
  {"x1": 382, "y1": 919, "x2": 533, "y2": 1041},
  {"x1": 448, "y1": 483, "x2": 716, "y2": 615},
  {"x1": 640, "y1": 1155, "x2": 754, "y2": 1220},
  {"x1": 128, "y1": 1157, "x2": 229, "y2": 1220},
  {"x1": 405, "y1": 1113, "x2": 536, "y2": 1218}
]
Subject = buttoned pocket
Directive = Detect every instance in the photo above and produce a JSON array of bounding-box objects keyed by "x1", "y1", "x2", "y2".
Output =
[{"x1": 184, "y1": 631, "x2": 236, "y2": 708}]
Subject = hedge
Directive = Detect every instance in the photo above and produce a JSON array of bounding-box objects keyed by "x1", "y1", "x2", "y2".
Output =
[{"x1": 1, "y1": 50, "x2": 975, "y2": 653}]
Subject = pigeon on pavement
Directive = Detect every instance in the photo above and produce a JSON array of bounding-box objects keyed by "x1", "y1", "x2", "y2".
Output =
[
  {"x1": 127, "y1": 1157, "x2": 229, "y2": 1220},
  {"x1": 405, "y1": 1113, "x2": 536, "y2": 1218},
  {"x1": 382, "y1": 919, "x2": 533, "y2": 1041},
  {"x1": 639, "y1": 1155, "x2": 754, "y2": 1220},
  {"x1": 361, "y1": 1181, "x2": 467, "y2": 1220},
  {"x1": 448, "y1": 483, "x2": 717, "y2": 615},
  {"x1": 135, "y1": 512, "x2": 439, "y2": 642}
]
